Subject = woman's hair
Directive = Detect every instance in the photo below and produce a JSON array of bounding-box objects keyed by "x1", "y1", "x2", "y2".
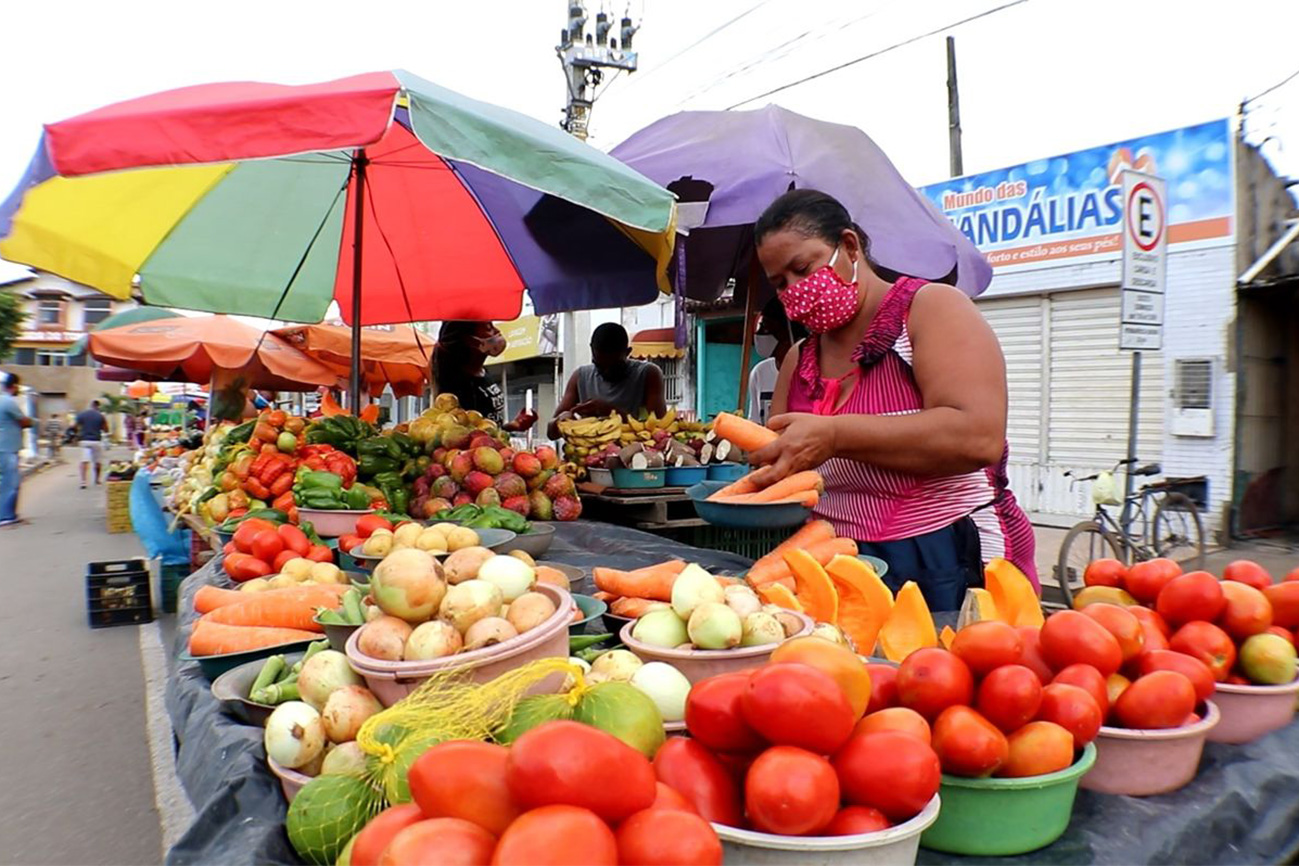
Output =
[
  {"x1": 432, "y1": 320, "x2": 487, "y2": 386},
  {"x1": 754, "y1": 189, "x2": 900, "y2": 282}
]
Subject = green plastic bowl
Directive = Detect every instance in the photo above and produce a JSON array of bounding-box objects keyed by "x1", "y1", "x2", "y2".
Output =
[
  {"x1": 569, "y1": 594, "x2": 608, "y2": 634},
  {"x1": 920, "y1": 743, "x2": 1096, "y2": 856}
]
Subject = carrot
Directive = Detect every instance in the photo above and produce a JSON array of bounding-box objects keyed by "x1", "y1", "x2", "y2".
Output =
[
  {"x1": 610, "y1": 597, "x2": 669, "y2": 618},
  {"x1": 201, "y1": 588, "x2": 341, "y2": 631},
  {"x1": 745, "y1": 471, "x2": 824, "y2": 503},
  {"x1": 194, "y1": 583, "x2": 347, "y2": 615},
  {"x1": 710, "y1": 470, "x2": 762, "y2": 499},
  {"x1": 711, "y1": 490, "x2": 820, "y2": 507},
  {"x1": 768, "y1": 520, "x2": 837, "y2": 562},
  {"x1": 188, "y1": 620, "x2": 319, "y2": 656},
  {"x1": 593, "y1": 560, "x2": 687, "y2": 602},
  {"x1": 593, "y1": 591, "x2": 619, "y2": 604},
  {"x1": 747, "y1": 537, "x2": 860, "y2": 588},
  {"x1": 713, "y1": 412, "x2": 778, "y2": 452}
]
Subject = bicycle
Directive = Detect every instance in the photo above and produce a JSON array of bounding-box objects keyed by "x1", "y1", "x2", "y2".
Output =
[{"x1": 1055, "y1": 459, "x2": 1206, "y2": 606}]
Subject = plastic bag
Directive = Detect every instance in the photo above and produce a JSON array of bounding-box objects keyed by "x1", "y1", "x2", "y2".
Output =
[{"x1": 1092, "y1": 471, "x2": 1122, "y2": 506}]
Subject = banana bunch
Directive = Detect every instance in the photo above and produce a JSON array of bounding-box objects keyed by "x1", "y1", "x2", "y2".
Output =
[
  {"x1": 558, "y1": 412, "x2": 623, "y2": 459},
  {"x1": 621, "y1": 408, "x2": 689, "y2": 444}
]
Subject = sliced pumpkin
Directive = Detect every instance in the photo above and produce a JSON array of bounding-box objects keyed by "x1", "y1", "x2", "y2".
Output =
[
  {"x1": 877, "y1": 581, "x2": 938, "y2": 662},
  {"x1": 957, "y1": 587, "x2": 1000, "y2": 628},
  {"x1": 824, "y1": 554, "x2": 893, "y2": 657},
  {"x1": 984, "y1": 558, "x2": 1045, "y2": 628},
  {"x1": 757, "y1": 582, "x2": 804, "y2": 612},
  {"x1": 939, "y1": 625, "x2": 958, "y2": 650},
  {"x1": 782, "y1": 549, "x2": 840, "y2": 624}
]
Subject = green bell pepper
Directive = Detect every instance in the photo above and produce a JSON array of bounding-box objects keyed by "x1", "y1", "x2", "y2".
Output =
[
  {"x1": 297, "y1": 470, "x2": 344, "y2": 492},
  {"x1": 344, "y1": 486, "x2": 371, "y2": 510},
  {"x1": 357, "y1": 453, "x2": 400, "y2": 478}
]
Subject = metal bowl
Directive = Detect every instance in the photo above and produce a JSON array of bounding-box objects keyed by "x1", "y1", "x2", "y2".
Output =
[
  {"x1": 504, "y1": 523, "x2": 556, "y2": 559},
  {"x1": 210, "y1": 650, "x2": 307, "y2": 725},
  {"x1": 569, "y1": 594, "x2": 608, "y2": 634}
]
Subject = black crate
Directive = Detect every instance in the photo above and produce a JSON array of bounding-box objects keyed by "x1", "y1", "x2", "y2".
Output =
[{"x1": 86, "y1": 560, "x2": 153, "y2": 629}]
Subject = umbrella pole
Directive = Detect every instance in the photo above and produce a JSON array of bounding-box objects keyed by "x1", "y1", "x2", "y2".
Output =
[
  {"x1": 736, "y1": 256, "x2": 760, "y2": 415},
  {"x1": 349, "y1": 150, "x2": 368, "y2": 412}
]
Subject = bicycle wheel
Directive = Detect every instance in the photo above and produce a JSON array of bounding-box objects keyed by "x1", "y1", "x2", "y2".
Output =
[
  {"x1": 1152, "y1": 493, "x2": 1206, "y2": 570},
  {"x1": 1055, "y1": 521, "x2": 1123, "y2": 607}
]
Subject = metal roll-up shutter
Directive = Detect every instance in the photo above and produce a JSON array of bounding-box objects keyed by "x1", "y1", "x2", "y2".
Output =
[{"x1": 978, "y1": 296, "x2": 1045, "y2": 513}]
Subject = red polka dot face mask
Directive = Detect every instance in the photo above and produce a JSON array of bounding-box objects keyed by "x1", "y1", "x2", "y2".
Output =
[{"x1": 778, "y1": 246, "x2": 860, "y2": 334}]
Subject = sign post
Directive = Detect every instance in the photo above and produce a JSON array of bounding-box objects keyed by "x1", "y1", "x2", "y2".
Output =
[{"x1": 1118, "y1": 171, "x2": 1168, "y2": 535}]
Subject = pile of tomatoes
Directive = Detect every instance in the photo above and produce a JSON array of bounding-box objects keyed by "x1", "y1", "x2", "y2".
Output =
[
  {"x1": 348, "y1": 721, "x2": 722, "y2": 866},
  {"x1": 222, "y1": 517, "x2": 333, "y2": 582}
]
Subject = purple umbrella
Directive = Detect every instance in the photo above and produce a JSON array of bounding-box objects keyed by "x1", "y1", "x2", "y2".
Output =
[{"x1": 611, "y1": 105, "x2": 991, "y2": 300}]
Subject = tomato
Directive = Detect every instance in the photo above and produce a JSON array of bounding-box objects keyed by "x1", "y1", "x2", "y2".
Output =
[
  {"x1": 272, "y1": 549, "x2": 298, "y2": 574},
  {"x1": 770, "y1": 637, "x2": 872, "y2": 719},
  {"x1": 741, "y1": 663, "x2": 855, "y2": 754},
  {"x1": 232, "y1": 518, "x2": 276, "y2": 553},
  {"x1": 1115, "y1": 670, "x2": 1196, "y2": 730},
  {"x1": 223, "y1": 552, "x2": 271, "y2": 582},
  {"x1": 1105, "y1": 674, "x2": 1131, "y2": 722},
  {"x1": 685, "y1": 672, "x2": 766, "y2": 753},
  {"x1": 1040, "y1": 610, "x2": 1122, "y2": 676},
  {"x1": 653, "y1": 738, "x2": 744, "y2": 827},
  {"x1": 248, "y1": 529, "x2": 284, "y2": 564},
  {"x1": 1052, "y1": 664, "x2": 1109, "y2": 715},
  {"x1": 1169, "y1": 621, "x2": 1236, "y2": 681},
  {"x1": 950, "y1": 621, "x2": 1024, "y2": 676},
  {"x1": 408, "y1": 740, "x2": 520, "y2": 835},
  {"x1": 1084, "y1": 558, "x2": 1128, "y2": 589},
  {"x1": 305, "y1": 544, "x2": 334, "y2": 563},
  {"x1": 1287, "y1": 568, "x2": 1299, "y2": 583},
  {"x1": 712, "y1": 750, "x2": 758, "y2": 790},
  {"x1": 351, "y1": 804, "x2": 423, "y2": 866},
  {"x1": 378, "y1": 818, "x2": 494, "y2": 866},
  {"x1": 1128, "y1": 606, "x2": 1171, "y2": 654},
  {"x1": 1137, "y1": 650, "x2": 1215, "y2": 703},
  {"x1": 998, "y1": 721, "x2": 1075, "y2": 778},
  {"x1": 862, "y1": 664, "x2": 898, "y2": 713},
  {"x1": 223, "y1": 541, "x2": 238, "y2": 556},
  {"x1": 276, "y1": 523, "x2": 311, "y2": 556},
  {"x1": 852, "y1": 707, "x2": 931, "y2": 744},
  {"x1": 824, "y1": 806, "x2": 891, "y2": 836},
  {"x1": 1266, "y1": 626, "x2": 1296, "y2": 647},
  {"x1": 1217, "y1": 581, "x2": 1273, "y2": 640},
  {"x1": 745, "y1": 746, "x2": 839, "y2": 836},
  {"x1": 648, "y1": 781, "x2": 699, "y2": 815},
  {"x1": 615, "y1": 808, "x2": 723, "y2": 866},
  {"x1": 931, "y1": 706, "x2": 1008, "y2": 777},
  {"x1": 354, "y1": 514, "x2": 394, "y2": 539},
  {"x1": 1223, "y1": 560, "x2": 1273, "y2": 592},
  {"x1": 1225, "y1": 673, "x2": 1251, "y2": 685},
  {"x1": 1016, "y1": 627, "x2": 1055, "y2": 684},
  {"x1": 338, "y1": 533, "x2": 364, "y2": 557},
  {"x1": 1079, "y1": 604, "x2": 1144, "y2": 663},
  {"x1": 1264, "y1": 582, "x2": 1299, "y2": 629},
  {"x1": 1125, "y1": 558, "x2": 1182, "y2": 604},
  {"x1": 1155, "y1": 571, "x2": 1225, "y2": 627},
  {"x1": 832, "y1": 731, "x2": 941, "y2": 822},
  {"x1": 506, "y1": 721, "x2": 655, "y2": 823},
  {"x1": 492, "y1": 806, "x2": 618, "y2": 866},
  {"x1": 896, "y1": 648, "x2": 974, "y2": 720},
  {"x1": 1036, "y1": 683, "x2": 1102, "y2": 747},
  {"x1": 976, "y1": 664, "x2": 1043, "y2": 733}
]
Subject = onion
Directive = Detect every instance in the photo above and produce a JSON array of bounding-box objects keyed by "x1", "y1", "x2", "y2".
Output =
[
  {"x1": 724, "y1": 585, "x2": 763, "y2": 619},
  {"x1": 463, "y1": 617, "x2": 520, "y2": 650},
  {"x1": 477, "y1": 555, "x2": 537, "y2": 602},
  {"x1": 298, "y1": 747, "x2": 327, "y2": 778},
  {"x1": 562, "y1": 657, "x2": 591, "y2": 692},
  {"x1": 439, "y1": 580, "x2": 504, "y2": 634},
  {"x1": 589, "y1": 649, "x2": 644, "y2": 682},
  {"x1": 687, "y1": 602, "x2": 743, "y2": 650},
  {"x1": 321, "y1": 685, "x2": 383, "y2": 743},
  {"x1": 507, "y1": 592, "x2": 557, "y2": 633},
  {"x1": 298, "y1": 649, "x2": 363, "y2": 711},
  {"x1": 364, "y1": 602, "x2": 383, "y2": 623},
  {"x1": 812, "y1": 622, "x2": 850, "y2": 648},
  {"x1": 320, "y1": 740, "x2": 368, "y2": 777},
  {"x1": 370, "y1": 548, "x2": 446, "y2": 623},
  {"x1": 632, "y1": 609, "x2": 689, "y2": 648},
  {"x1": 404, "y1": 620, "x2": 463, "y2": 660},
  {"x1": 670, "y1": 564, "x2": 725, "y2": 620},
  {"x1": 264, "y1": 701, "x2": 325, "y2": 769},
  {"x1": 629, "y1": 662, "x2": 691, "y2": 722},
  {"x1": 443, "y1": 546, "x2": 494, "y2": 584},
  {"x1": 741, "y1": 611, "x2": 786, "y2": 647},
  {"x1": 762, "y1": 605, "x2": 806, "y2": 639},
  {"x1": 358, "y1": 616, "x2": 413, "y2": 661}
]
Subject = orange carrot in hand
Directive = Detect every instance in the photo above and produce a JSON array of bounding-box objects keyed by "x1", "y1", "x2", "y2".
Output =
[
  {"x1": 188, "y1": 620, "x2": 319, "y2": 656},
  {"x1": 745, "y1": 471, "x2": 824, "y2": 502},
  {"x1": 712, "y1": 412, "x2": 778, "y2": 451}
]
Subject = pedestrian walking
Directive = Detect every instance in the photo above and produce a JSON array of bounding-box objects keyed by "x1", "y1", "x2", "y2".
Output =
[
  {"x1": 44, "y1": 414, "x2": 62, "y2": 461},
  {"x1": 0, "y1": 372, "x2": 33, "y2": 528},
  {"x1": 73, "y1": 399, "x2": 108, "y2": 489}
]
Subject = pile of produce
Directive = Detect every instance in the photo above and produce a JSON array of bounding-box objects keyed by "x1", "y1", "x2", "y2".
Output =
[
  {"x1": 430, "y1": 503, "x2": 531, "y2": 533},
  {"x1": 188, "y1": 582, "x2": 352, "y2": 656},
  {"x1": 249, "y1": 639, "x2": 330, "y2": 705},
  {"x1": 551, "y1": 648, "x2": 694, "y2": 724},
  {"x1": 169, "y1": 421, "x2": 235, "y2": 517},
  {"x1": 339, "y1": 514, "x2": 486, "y2": 559},
  {"x1": 219, "y1": 517, "x2": 335, "y2": 582},
  {"x1": 564, "y1": 409, "x2": 718, "y2": 473},
  {"x1": 705, "y1": 468, "x2": 823, "y2": 507}
]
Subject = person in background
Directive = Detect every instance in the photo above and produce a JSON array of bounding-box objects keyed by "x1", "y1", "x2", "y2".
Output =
[
  {"x1": 746, "y1": 297, "x2": 807, "y2": 426},
  {"x1": 44, "y1": 413, "x2": 63, "y2": 461},
  {"x1": 0, "y1": 372, "x2": 33, "y2": 528},
  {"x1": 123, "y1": 410, "x2": 137, "y2": 450},
  {"x1": 432, "y1": 321, "x2": 537, "y2": 432},
  {"x1": 73, "y1": 399, "x2": 108, "y2": 489},
  {"x1": 548, "y1": 323, "x2": 667, "y2": 439}
]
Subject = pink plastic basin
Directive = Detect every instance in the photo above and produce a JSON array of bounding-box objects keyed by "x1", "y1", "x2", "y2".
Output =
[
  {"x1": 296, "y1": 507, "x2": 372, "y2": 538},
  {"x1": 1207, "y1": 677, "x2": 1299, "y2": 744},
  {"x1": 345, "y1": 584, "x2": 573, "y2": 706},
  {"x1": 619, "y1": 610, "x2": 813, "y2": 685},
  {"x1": 1080, "y1": 700, "x2": 1219, "y2": 797},
  {"x1": 267, "y1": 756, "x2": 310, "y2": 803}
]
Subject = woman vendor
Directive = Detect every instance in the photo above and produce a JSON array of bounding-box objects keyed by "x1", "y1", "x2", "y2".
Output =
[
  {"x1": 747, "y1": 189, "x2": 1036, "y2": 611},
  {"x1": 432, "y1": 321, "x2": 537, "y2": 432}
]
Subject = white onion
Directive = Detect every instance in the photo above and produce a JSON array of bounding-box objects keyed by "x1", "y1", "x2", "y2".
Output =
[
  {"x1": 589, "y1": 649, "x2": 644, "y2": 682},
  {"x1": 463, "y1": 617, "x2": 519, "y2": 650},
  {"x1": 297, "y1": 650, "x2": 363, "y2": 711},
  {"x1": 477, "y1": 555, "x2": 536, "y2": 602},
  {"x1": 404, "y1": 620, "x2": 463, "y2": 660},
  {"x1": 321, "y1": 685, "x2": 383, "y2": 743},
  {"x1": 264, "y1": 701, "x2": 325, "y2": 769},
  {"x1": 688, "y1": 602, "x2": 743, "y2": 650},
  {"x1": 562, "y1": 657, "x2": 591, "y2": 692},
  {"x1": 724, "y1": 585, "x2": 763, "y2": 619},
  {"x1": 439, "y1": 580, "x2": 505, "y2": 634},
  {"x1": 741, "y1": 611, "x2": 787, "y2": 647},
  {"x1": 670, "y1": 564, "x2": 725, "y2": 620},
  {"x1": 629, "y1": 662, "x2": 691, "y2": 722},
  {"x1": 632, "y1": 609, "x2": 689, "y2": 648}
]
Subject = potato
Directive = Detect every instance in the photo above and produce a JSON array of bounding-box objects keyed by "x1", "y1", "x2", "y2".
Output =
[
  {"x1": 507, "y1": 550, "x2": 536, "y2": 568},
  {"x1": 362, "y1": 531, "x2": 394, "y2": 557},
  {"x1": 267, "y1": 574, "x2": 297, "y2": 590},
  {"x1": 444, "y1": 546, "x2": 494, "y2": 584},
  {"x1": 393, "y1": 523, "x2": 424, "y2": 549},
  {"x1": 240, "y1": 577, "x2": 271, "y2": 593},
  {"x1": 446, "y1": 526, "x2": 480, "y2": 552},
  {"x1": 281, "y1": 558, "x2": 314, "y2": 579},
  {"x1": 415, "y1": 528, "x2": 449, "y2": 553},
  {"x1": 429, "y1": 522, "x2": 459, "y2": 538},
  {"x1": 309, "y1": 562, "x2": 344, "y2": 585}
]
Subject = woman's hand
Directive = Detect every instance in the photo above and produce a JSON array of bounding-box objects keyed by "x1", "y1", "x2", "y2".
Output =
[
  {"x1": 503, "y1": 409, "x2": 538, "y2": 433},
  {"x1": 746, "y1": 413, "x2": 838, "y2": 488}
]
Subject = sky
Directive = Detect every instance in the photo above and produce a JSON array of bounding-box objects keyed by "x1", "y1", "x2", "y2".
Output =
[{"x1": 1, "y1": 0, "x2": 1296, "y2": 285}]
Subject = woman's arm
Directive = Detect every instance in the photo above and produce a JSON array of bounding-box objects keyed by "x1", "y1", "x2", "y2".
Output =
[{"x1": 748, "y1": 285, "x2": 1007, "y2": 482}]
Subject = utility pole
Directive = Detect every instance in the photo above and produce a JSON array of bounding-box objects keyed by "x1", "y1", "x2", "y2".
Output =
[
  {"x1": 557, "y1": 1, "x2": 640, "y2": 140},
  {"x1": 946, "y1": 35, "x2": 963, "y2": 177}
]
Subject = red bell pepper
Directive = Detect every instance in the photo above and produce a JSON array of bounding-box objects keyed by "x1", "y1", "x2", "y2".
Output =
[
  {"x1": 271, "y1": 490, "x2": 296, "y2": 512},
  {"x1": 269, "y1": 471, "x2": 295, "y2": 497},
  {"x1": 260, "y1": 459, "x2": 288, "y2": 485},
  {"x1": 243, "y1": 477, "x2": 271, "y2": 500},
  {"x1": 302, "y1": 455, "x2": 327, "y2": 472}
]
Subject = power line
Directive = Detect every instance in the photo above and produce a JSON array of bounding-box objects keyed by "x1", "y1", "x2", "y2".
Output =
[
  {"x1": 615, "y1": 0, "x2": 777, "y2": 92},
  {"x1": 722, "y1": 0, "x2": 1029, "y2": 110},
  {"x1": 1245, "y1": 66, "x2": 1299, "y2": 106}
]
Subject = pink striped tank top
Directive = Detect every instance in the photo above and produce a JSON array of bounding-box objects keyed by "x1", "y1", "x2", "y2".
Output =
[{"x1": 788, "y1": 277, "x2": 1038, "y2": 586}]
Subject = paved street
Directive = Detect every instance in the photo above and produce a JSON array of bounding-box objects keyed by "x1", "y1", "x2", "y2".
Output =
[{"x1": 0, "y1": 454, "x2": 176, "y2": 865}]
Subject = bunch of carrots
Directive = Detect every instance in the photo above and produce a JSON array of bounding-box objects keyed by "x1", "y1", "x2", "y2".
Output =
[
  {"x1": 592, "y1": 560, "x2": 744, "y2": 618},
  {"x1": 705, "y1": 414, "x2": 823, "y2": 508},
  {"x1": 187, "y1": 582, "x2": 350, "y2": 656}
]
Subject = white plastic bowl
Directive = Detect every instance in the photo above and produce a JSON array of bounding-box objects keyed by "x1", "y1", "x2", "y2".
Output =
[{"x1": 1207, "y1": 677, "x2": 1299, "y2": 743}]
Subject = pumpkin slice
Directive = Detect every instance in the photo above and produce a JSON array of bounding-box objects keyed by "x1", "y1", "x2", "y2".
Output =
[
  {"x1": 939, "y1": 625, "x2": 958, "y2": 650},
  {"x1": 957, "y1": 587, "x2": 1000, "y2": 628},
  {"x1": 984, "y1": 558, "x2": 1044, "y2": 627},
  {"x1": 757, "y1": 582, "x2": 804, "y2": 612},
  {"x1": 782, "y1": 549, "x2": 840, "y2": 624},
  {"x1": 877, "y1": 581, "x2": 938, "y2": 662},
  {"x1": 824, "y1": 554, "x2": 893, "y2": 657}
]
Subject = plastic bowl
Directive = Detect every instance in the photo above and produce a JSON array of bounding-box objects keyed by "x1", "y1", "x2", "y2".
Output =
[
  {"x1": 267, "y1": 756, "x2": 311, "y2": 803},
  {"x1": 664, "y1": 465, "x2": 708, "y2": 487},
  {"x1": 602, "y1": 610, "x2": 635, "y2": 636},
  {"x1": 313, "y1": 614, "x2": 363, "y2": 653},
  {"x1": 296, "y1": 507, "x2": 373, "y2": 538},
  {"x1": 505, "y1": 523, "x2": 556, "y2": 559},
  {"x1": 570, "y1": 594, "x2": 608, "y2": 634},
  {"x1": 535, "y1": 561, "x2": 584, "y2": 594},
  {"x1": 619, "y1": 611, "x2": 814, "y2": 684},
  {"x1": 712, "y1": 793, "x2": 940, "y2": 865},
  {"x1": 347, "y1": 528, "x2": 520, "y2": 569},
  {"x1": 687, "y1": 481, "x2": 813, "y2": 529},
  {"x1": 921, "y1": 744, "x2": 1096, "y2": 856},
  {"x1": 707, "y1": 462, "x2": 748, "y2": 483},
  {"x1": 1207, "y1": 677, "x2": 1299, "y2": 743},
  {"x1": 346, "y1": 584, "x2": 574, "y2": 706},
  {"x1": 210, "y1": 650, "x2": 306, "y2": 727},
  {"x1": 1080, "y1": 700, "x2": 1220, "y2": 796},
  {"x1": 859, "y1": 554, "x2": 889, "y2": 578}
]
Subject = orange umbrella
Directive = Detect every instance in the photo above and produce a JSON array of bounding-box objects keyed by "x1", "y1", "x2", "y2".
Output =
[
  {"x1": 88, "y1": 315, "x2": 341, "y2": 390},
  {"x1": 274, "y1": 323, "x2": 431, "y2": 398}
]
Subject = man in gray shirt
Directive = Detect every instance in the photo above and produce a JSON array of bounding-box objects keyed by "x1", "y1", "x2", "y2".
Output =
[
  {"x1": 74, "y1": 399, "x2": 108, "y2": 489},
  {"x1": 547, "y1": 323, "x2": 666, "y2": 439},
  {"x1": 0, "y1": 372, "x2": 33, "y2": 527}
]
